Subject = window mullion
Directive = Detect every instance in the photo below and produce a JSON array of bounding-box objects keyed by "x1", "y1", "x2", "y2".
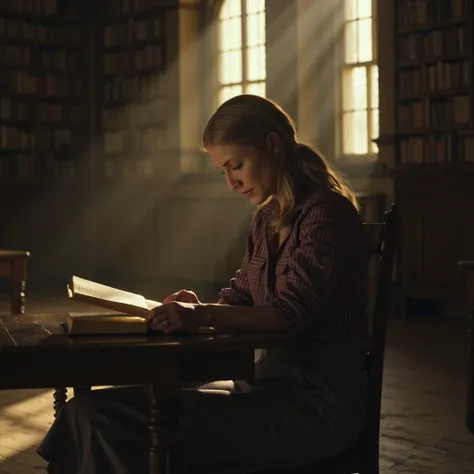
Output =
[
  {"x1": 367, "y1": 65, "x2": 372, "y2": 153},
  {"x1": 372, "y1": 0, "x2": 377, "y2": 61},
  {"x1": 341, "y1": 65, "x2": 348, "y2": 156},
  {"x1": 241, "y1": 0, "x2": 247, "y2": 91}
]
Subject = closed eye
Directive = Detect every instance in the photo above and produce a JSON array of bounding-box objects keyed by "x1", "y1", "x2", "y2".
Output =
[{"x1": 220, "y1": 163, "x2": 242, "y2": 176}]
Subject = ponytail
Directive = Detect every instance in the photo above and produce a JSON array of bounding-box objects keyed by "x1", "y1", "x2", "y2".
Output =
[
  {"x1": 262, "y1": 142, "x2": 359, "y2": 230},
  {"x1": 296, "y1": 143, "x2": 359, "y2": 210}
]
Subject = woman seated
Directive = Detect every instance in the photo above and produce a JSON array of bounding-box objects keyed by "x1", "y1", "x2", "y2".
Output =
[{"x1": 38, "y1": 94, "x2": 371, "y2": 473}]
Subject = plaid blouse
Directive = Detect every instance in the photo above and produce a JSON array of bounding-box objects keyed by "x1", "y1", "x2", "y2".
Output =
[{"x1": 219, "y1": 188, "x2": 371, "y2": 350}]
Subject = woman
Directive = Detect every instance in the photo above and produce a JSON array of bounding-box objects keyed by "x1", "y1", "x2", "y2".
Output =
[{"x1": 38, "y1": 95, "x2": 371, "y2": 473}]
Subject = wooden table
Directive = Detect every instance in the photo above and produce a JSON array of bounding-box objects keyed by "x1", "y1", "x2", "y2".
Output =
[
  {"x1": 459, "y1": 260, "x2": 474, "y2": 435},
  {"x1": 0, "y1": 313, "x2": 294, "y2": 473},
  {"x1": 0, "y1": 250, "x2": 30, "y2": 314}
]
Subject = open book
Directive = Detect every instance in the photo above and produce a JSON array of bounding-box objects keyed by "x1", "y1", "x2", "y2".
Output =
[
  {"x1": 65, "y1": 276, "x2": 161, "y2": 335},
  {"x1": 65, "y1": 276, "x2": 215, "y2": 336},
  {"x1": 67, "y1": 275, "x2": 161, "y2": 316}
]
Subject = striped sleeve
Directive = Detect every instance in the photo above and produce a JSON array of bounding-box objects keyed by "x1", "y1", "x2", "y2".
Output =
[{"x1": 218, "y1": 233, "x2": 253, "y2": 306}]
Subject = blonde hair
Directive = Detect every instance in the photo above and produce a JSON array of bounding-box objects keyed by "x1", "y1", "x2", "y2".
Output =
[{"x1": 202, "y1": 95, "x2": 359, "y2": 229}]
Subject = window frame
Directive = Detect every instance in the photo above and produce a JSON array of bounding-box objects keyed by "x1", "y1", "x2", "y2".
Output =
[
  {"x1": 186, "y1": 0, "x2": 266, "y2": 175},
  {"x1": 336, "y1": 0, "x2": 379, "y2": 163},
  {"x1": 215, "y1": 0, "x2": 266, "y2": 109}
]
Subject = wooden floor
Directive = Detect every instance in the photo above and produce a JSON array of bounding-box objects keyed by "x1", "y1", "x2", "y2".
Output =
[{"x1": 0, "y1": 293, "x2": 473, "y2": 473}]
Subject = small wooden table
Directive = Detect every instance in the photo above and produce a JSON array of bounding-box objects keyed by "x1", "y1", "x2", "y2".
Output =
[
  {"x1": 0, "y1": 313, "x2": 294, "y2": 474},
  {"x1": 459, "y1": 260, "x2": 474, "y2": 435},
  {"x1": 0, "y1": 250, "x2": 30, "y2": 314}
]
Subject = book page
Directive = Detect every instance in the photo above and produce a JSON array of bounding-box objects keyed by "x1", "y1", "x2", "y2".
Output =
[
  {"x1": 68, "y1": 311, "x2": 134, "y2": 318},
  {"x1": 71, "y1": 276, "x2": 148, "y2": 310},
  {"x1": 145, "y1": 299, "x2": 162, "y2": 310}
]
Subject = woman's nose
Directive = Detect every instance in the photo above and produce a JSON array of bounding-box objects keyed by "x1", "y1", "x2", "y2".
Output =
[{"x1": 225, "y1": 174, "x2": 241, "y2": 191}]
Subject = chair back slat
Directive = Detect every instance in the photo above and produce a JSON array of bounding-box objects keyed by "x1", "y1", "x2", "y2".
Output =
[
  {"x1": 360, "y1": 204, "x2": 398, "y2": 471},
  {"x1": 364, "y1": 223, "x2": 384, "y2": 257}
]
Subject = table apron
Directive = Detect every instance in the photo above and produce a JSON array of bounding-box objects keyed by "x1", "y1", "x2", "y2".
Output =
[{"x1": 0, "y1": 348, "x2": 255, "y2": 390}]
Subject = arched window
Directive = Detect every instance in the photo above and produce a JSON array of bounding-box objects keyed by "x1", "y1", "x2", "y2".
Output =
[
  {"x1": 341, "y1": 0, "x2": 378, "y2": 157},
  {"x1": 217, "y1": 0, "x2": 266, "y2": 105}
]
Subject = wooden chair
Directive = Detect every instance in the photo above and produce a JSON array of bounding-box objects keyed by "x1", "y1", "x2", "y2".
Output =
[
  {"x1": 0, "y1": 250, "x2": 30, "y2": 314},
  {"x1": 458, "y1": 260, "x2": 474, "y2": 435},
  {"x1": 257, "y1": 203, "x2": 398, "y2": 474}
]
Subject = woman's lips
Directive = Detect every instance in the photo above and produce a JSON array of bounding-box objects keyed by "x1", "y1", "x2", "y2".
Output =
[{"x1": 242, "y1": 189, "x2": 253, "y2": 198}]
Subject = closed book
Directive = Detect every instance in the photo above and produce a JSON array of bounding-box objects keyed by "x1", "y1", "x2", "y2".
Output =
[{"x1": 64, "y1": 311, "x2": 148, "y2": 335}]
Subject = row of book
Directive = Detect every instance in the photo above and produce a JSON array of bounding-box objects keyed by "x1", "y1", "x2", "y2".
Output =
[
  {"x1": 104, "y1": 157, "x2": 158, "y2": 179},
  {"x1": 104, "y1": 17, "x2": 163, "y2": 47},
  {"x1": 397, "y1": 0, "x2": 466, "y2": 28},
  {"x1": 1, "y1": 0, "x2": 58, "y2": 15},
  {"x1": 103, "y1": 128, "x2": 167, "y2": 154},
  {"x1": 398, "y1": 95, "x2": 469, "y2": 129},
  {"x1": 0, "y1": 19, "x2": 81, "y2": 44},
  {"x1": 0, "y1": 44, "x2": 80, "y2": 70},
  {"x1": 1, "y1": 0, "x2": 170, "y2": 17},
  {"x1": 0, "y1": 154, "x2": 78, "y2": 180},
  {"x1": 0, "y1": 98, "x2": 82, "y2": 123},
  {"x1": 104, "y1": 46, "x2": 164, "y2": 75},
  {"x1": 398, "y1": 133, "x2": 474, "y2": 164},
  {"x1": 397, "y1": 60, "x2": 468, "y2": 96},
  {"x1": 101, "y1": 99, "x2": 166, "y2": 129},
  {"x1": 108, "y1": 0, "x2": 174, "y2": 16},
  {"x1": 2, "y1": 70, "x2": 83, "y2": 96},
  {"x1": 397, "y1": 26, "x2": 467, "y2": 62},
  {"x1": 103, "y1": 74, "x2": 165, "y2": 103},
  {"x1": 0, "y1": 125, "x2": 79, "y2": 150}
]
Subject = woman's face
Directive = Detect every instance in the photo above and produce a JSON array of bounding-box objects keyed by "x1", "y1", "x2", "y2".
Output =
[{"x1": 207, "y1": 142, "x2": 279, "y2": 205}]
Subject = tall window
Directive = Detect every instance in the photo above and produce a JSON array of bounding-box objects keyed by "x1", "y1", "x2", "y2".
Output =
[
  {"x1": 341, "y1": 0, "x2": 378, "y2": 157},
  {"x1": 217, "y1": 0, "x2": 266, "y2": 105}
]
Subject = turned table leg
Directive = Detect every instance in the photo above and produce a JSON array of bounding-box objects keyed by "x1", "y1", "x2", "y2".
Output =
[
  {"x1": 464, "y1": 268, "x2": 474, "y2": 434},
  {"x1": 148, "y1": 381, "x2": 177, "y2": 474},
  {"x1": 53, "y1": 387, "x2": 91, "y2": 419},
  {"x1": 11, "y1": 280, "x2": 26, "y2": 315},
  {"x1": 467, "y1": 312, "x2": 474, "y2": 434},
  {"x1": 11, "y1": 257, "x2": 27, "y2": 314},
  {"x1": 53, "y1": 387, "x2": 68, "y2": 417}
]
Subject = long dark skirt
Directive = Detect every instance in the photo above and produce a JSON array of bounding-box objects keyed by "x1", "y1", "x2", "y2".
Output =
[{"x1": 37, "y1": 348, "x2": 367, "y2": 474}]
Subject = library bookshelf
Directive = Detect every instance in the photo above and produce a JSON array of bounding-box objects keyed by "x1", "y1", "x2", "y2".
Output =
[
  {"x1": 392, "y1": 0, "x2": 474, "y2": 314},
  {"x1": 0, "y1": 0, "x2": 179, "y2": 284}
]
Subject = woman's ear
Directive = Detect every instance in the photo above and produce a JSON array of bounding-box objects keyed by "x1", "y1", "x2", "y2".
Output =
[{"x1": 266, "y1": 132, "x2": 281, "y2": 157}]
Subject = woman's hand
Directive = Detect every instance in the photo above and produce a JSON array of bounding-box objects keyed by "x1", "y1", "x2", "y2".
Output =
[
  {"x1": 146, "y1": 301, "x2": 203, "y2": 334},
  {"x1": 162, "y1": 289, "x2": 201, "y2": 305}
]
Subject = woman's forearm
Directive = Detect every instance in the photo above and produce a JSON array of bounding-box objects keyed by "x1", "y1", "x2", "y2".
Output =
[{"x1": 196, "y1": 303, "x2": 285, "y2": 332}]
